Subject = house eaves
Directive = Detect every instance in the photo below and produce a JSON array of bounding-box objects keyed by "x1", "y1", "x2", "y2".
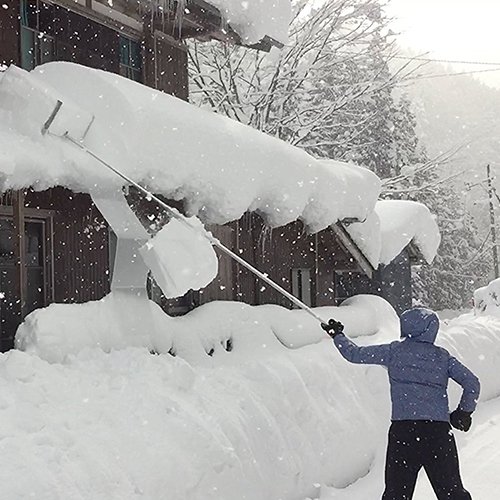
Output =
[
  {"x1": 407, "y1": 241, "x2": 426, "y2": 265},
  {"x1": 48, "y1": 0, "x2": 283, "y2": 50},
  {"x1": 332, "y1": 223, "x2": 375, "y2": 279}
]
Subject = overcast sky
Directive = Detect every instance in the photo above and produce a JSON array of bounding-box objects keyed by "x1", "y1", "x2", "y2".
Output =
[{"x1": 387, "y1": 0, "x2": 500, "y2": 88}]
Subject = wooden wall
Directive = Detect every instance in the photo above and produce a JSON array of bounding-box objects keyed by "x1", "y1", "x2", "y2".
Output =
[
  {"x1": 316, "y1": 228, "x2": 362, "y2": 306},
  {"x1": 26, "y1": 188, "x2": 110, "y2": 304},
  {"x1": 249, "y1": 216, "x2": 316, "y2": 307},
  {"x1": 199, "y1": 223, "x2": 237, "y2": 303},
  {"x1": 373, "y1": 250, "x2": 412, "y2": 315},
  {"x1": 1, "y1": 0, "x2": 190, "y2": 101},
  {"x1": 200, "y1": 213, "x2": 365, "y2": 309},
  {"x1": 143, "y1": 27, "x2": 189, "y2": 100},
  {"x1": 0, "y1": 0, "x2": 20, "y2": 66}
]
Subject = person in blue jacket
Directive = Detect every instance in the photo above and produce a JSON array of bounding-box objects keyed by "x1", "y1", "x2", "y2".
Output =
[{"x1": 322, "y1": 307, "x2": 480, "y2": 500}]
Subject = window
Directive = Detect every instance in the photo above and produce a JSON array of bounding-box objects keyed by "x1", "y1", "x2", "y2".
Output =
[
  {"x1": 291, "y1": 268, "x2": 312, "y2": 307},
  {"x1": 20, "y1": 0, "x2": 55, "y2": 70},
  {"x1": 119, "y1": 36, "x2": 142, "y2": 82}
]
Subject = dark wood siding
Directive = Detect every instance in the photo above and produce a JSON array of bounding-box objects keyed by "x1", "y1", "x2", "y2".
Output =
[
  {"x1": 0, "y1": 0, "x2": 20, "y2": 66},
  {"x1": 26, "y1": 188, "x2": 110, "y2": 303},
  {"x1": 373, "y1": 250, "x2": 412, "y2": 315},
  {"x1": 199, "y1": 223, "x2": 236, "y2": 303},
  {"x1": 21, "y1": 0, "x2": 121, "y2": 73},
  {"x1": 143, "y1": 26, "x2": 189, "y2": 100},
  {"x1": 250, "y1": 216, "x2": 316, "y2": 307},
  {"x1": 213, "y1": 213, "x2": 364, "y2": 309},
  {"x1": 316, "y1": 227, "x2": 364, "y2": 306}
]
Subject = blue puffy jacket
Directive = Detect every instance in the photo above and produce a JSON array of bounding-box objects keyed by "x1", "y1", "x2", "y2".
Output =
[{"x1": 333, "y1": 308, "x2": 481, "y2": 422}]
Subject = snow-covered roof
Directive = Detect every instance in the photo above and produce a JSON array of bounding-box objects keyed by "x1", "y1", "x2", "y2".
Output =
[
  {"x1": 0, "y1": 62, "x2": 379, "y2": 233},
  {"x1": 346, "y1": 200, "x2": 441, "y2": 268},
  {"x1": 202, "y1": 0, "x2": 291, "y2": 46},
  {"x1": 474, "y1": 278, "x2": 500, "y2": 317}
]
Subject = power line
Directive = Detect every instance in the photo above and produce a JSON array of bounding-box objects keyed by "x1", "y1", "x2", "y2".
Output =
[
  {"x1": 405, "y1": 67, "x2": 500, "y2": 81},
  {"x1": 391, "y1": 55, "x2": 500, "y2": 67},
  {"x1": 338, "y1": 51, "x2": 500, "y2": 68},
  {"x1": 337, "y1": 51, "x2": 500, "y2": 79}
]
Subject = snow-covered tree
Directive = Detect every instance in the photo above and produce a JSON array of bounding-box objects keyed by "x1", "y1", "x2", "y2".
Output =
[
  {"x1": 412, "y1": 187, "x2": 492, "y2": 310},
  {"x1": 188, "y1": 0, "x2": 412, "y2": 149},
  {"x1": 188, "y1": 0, "x2": 491, "y2": 310},
  {"x1": 383, "y1": 149, "x2": 492, "y2": 309}
]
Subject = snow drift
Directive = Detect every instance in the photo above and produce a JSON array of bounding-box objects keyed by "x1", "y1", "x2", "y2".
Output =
[
  {"x1": 16, "y1": 293, "x2": 398, "y2": 364},
  {"x1": 9, "y1": 298, "x2": 500, "y2": 500}
]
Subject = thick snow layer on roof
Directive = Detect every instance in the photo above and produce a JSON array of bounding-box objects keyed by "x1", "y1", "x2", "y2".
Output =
[
  {"x1": 0, "y1": 62, "x2": 379, "y2": 232},
  {"x1": 9, "y1": 297, "x2": 500, "y2": 498},
  {"x1": 204, "y1": 0, "x2": 291, "y2": 45},
  {"x1": 346, "y1": 200, "x2": 441, "y2": 267}
]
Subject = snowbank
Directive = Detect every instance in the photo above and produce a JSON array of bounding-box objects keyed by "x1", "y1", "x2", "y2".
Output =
[
  {"x1": 474, "y1": 278, "x2": 500, "y2": 317},
  {"x1": 6, "y1": 303, "x2": 500, "y2": 500},
  {"x1": 16, "y1": 293, "x2": 398, "y2": 364},
  {"x1": 204, "y1": 0, "x2": 292, "y2": 45},
  {"x1": 346, "y1": 200, "x2": 441, "y2": 267},
  {"x1": 0, "y1": 62, "x2": 379, "y2": 233}
]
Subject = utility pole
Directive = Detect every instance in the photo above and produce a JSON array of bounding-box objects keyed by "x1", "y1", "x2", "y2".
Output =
[{"x1": 486, "y1": 164, "x2": 500, "y2": 279}]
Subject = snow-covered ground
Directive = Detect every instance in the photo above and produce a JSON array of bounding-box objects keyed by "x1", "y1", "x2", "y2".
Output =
[
  {"x1": 317, "y1": 396, "x2": 500, "y2": 499},
  {"x1": 2, "y1": 298, "x2": 499, "y2": 500}
]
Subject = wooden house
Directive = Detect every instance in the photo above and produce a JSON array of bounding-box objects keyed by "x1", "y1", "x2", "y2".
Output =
[
  {"x1": 334, "y1": 245, "x2": 423, "y2": 315},
  {"x1": 0, "y1": 0, "x2": 286, "y2": 350},
  {"x1": 338, "y1": 200, "x2": 440, "y2": 315},
  {"x1": 0, "y1": 1, "x2": 432, "y2": 353}
]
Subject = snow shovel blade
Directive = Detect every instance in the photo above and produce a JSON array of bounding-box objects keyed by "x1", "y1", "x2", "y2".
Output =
[{"x1": 41, "y1": 97, "x2": 95, "y2": 141}]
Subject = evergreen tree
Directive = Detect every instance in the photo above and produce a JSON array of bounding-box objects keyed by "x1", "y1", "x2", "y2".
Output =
[{"x1": 412, "y1": 186, "x2": 492, "y2": 309}]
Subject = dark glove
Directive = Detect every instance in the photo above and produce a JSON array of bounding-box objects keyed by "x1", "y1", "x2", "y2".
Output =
[
  {"x1": 321, "y1": 319, "x2": 344, "y2": 338},
  {"x1": 450, "y1": 409, "x2": 472, "y2": 432}
]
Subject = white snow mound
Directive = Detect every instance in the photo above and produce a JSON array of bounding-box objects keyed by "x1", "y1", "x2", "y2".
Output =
[
  {"x1": 474, "y1": 278, "x2": 500, "y2": 317},
  {"x1": 7, "y1": 302, "x2": 500, "y2": 499},
  {"x1": 16, "y1": 293, "x2": 398, "y2": 364}
]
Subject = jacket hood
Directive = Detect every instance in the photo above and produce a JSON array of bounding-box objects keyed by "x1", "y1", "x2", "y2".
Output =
[{"x1": 400, "y1": 308, "x2": 439, "y2": 343}]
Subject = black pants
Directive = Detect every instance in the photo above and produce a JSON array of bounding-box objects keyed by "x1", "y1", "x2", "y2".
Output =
[{"x1": 382, "y1": 421, "x2": 471, "y2": 500}]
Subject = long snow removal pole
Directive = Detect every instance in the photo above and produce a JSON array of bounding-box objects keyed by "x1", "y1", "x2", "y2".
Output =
[{"x1": 58, "y1": 129, "x2": 326, "y2": 325}]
